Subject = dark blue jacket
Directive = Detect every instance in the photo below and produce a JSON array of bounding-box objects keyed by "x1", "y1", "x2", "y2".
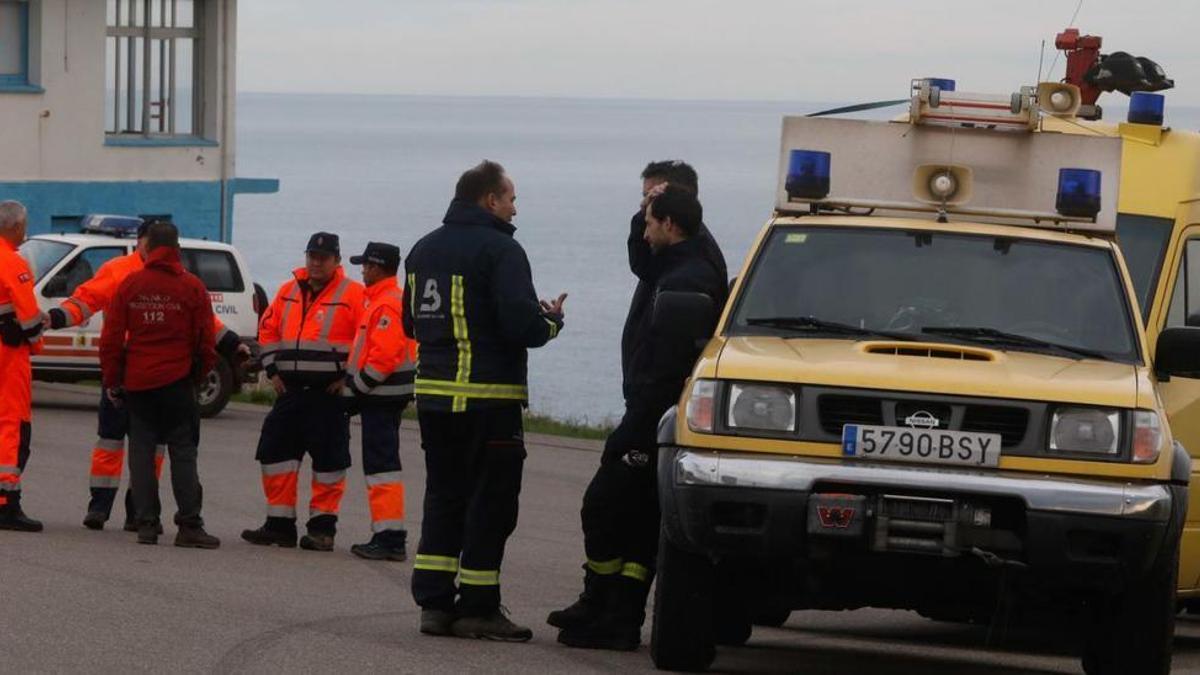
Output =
[{"x1": 402, "y1": 199, "x2": 563, "y2": 412}]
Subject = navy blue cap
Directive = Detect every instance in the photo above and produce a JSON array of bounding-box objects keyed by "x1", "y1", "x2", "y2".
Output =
[
  {"x1": 350, "y1": 241, "x2": 400, "y2": 269},
  {"x1": 305, "y1": 232, "x2": 340, "y2": 256}
]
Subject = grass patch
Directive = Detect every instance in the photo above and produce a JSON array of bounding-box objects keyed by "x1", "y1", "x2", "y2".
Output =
[{"x1": 232, "y1": 387, "x2": 613, "y2": 441}]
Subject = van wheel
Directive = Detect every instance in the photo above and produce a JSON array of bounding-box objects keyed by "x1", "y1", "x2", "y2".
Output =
[
  {"x1": 651, "y1": 525, "x2": 716, "y2": 671},
  {"x1": 1081, "y1": 537, "x2": 1178, "y2": 675},
  {"x1": 197, "y1": 356, "x2": 233, "y2": 418}
]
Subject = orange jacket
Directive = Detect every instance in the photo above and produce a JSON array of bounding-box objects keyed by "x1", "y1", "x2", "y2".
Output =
[
  {"x1": 57, "y1": 249, "x2": 234, "y2": 348},
  {"x1": 259, "y1": 266, "x2": 364, "y2": 386},
  {"x1": 0, "y1": 239, "x2": 44, "y2": 355},
  {"x1": 346, "y1": 276, "x2": 416, "y2": 401}
]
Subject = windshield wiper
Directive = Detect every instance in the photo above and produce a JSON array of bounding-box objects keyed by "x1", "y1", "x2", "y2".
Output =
[
  {"x1": 920, "y1": 326, "x2": 1112, "y2": 361},
  {"x1": 745, "y1": 316, "x2": 917, "y2": 341}
]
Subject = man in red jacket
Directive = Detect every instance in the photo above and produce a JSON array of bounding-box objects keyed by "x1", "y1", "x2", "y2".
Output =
[{"x1": 99, "y1": 222, "x2": 219, "y2": 548}]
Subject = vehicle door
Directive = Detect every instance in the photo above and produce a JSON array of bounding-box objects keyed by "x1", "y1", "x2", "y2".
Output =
[
  {"x1": 38, "y1": 243, "x2": 130, "y2": 366},
  {"x1": 1146, "y1": 200, "x2": 1200, "y2": 591}
]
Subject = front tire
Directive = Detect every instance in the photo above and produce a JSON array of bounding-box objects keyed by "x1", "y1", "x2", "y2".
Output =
[
  {"x1": 651, "y1": 524, "x2": 717, "y2": 671},
  {"x1": 1082, "y1": 533, "x2": 1179, "y2": 675},
  {"x1": 197, "y1": 356, "x2": 233, "y2": 418}
]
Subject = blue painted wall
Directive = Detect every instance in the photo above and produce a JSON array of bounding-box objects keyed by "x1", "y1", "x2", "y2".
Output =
[{"x1": 0, "y1": 179, "x2": 279, "y2": 242}]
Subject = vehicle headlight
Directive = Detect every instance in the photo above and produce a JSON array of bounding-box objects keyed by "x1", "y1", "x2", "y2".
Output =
[
  {"x1": 685, "y1": 379, "x2": 717, "y2": 433},
  {"x1": 1050, "y1": 407, "x2": 1120, "y2": 456},
  {"x1": 727, "y1": 383, "x2": 797, "y2": 432}
]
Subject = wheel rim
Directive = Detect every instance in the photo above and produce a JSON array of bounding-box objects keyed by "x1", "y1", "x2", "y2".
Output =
[{"x1": 197, "y1": 370, "x2": 220, "y2": 406}]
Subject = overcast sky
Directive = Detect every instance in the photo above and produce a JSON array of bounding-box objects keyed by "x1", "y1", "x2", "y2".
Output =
[{"x1": 237, "y1": 0, "x2": 1200, "y2": 105}]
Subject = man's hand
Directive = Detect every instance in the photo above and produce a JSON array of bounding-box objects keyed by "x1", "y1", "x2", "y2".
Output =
[
  {"x1": 540, "y1": 292, "x2": 568, "y2": 319},
  {"x1": 106, "y1": 387, "x2": 125, "y2": 408},
  {"x1": 326, "y1": 379, "x2": 345, "y2": 396},
  {"x1": 641, "y1": 181, "x2": 668, "y2": 209},
  {"x1": 235, "y1": 342, "x2": 252, "y2": 362},
  {"x1": 270, "y1": 374, "x2": 287, "y2": 396}
]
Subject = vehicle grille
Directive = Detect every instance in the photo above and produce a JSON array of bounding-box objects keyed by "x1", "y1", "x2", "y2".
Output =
[
  {"x1": 961, "y1": 405, "x2": 1029, "y2": 447},
  {"x1": 818, "y1": 395, "x2": 884, "y2": 434}
]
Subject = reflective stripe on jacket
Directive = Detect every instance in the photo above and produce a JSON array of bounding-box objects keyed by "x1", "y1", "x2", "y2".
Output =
[
  {"x1": 346, "y1": 276, "x2": 416, "y2": 402},
  {"x1": 259, "y1": 266, "x2": 364, "y2": 387},
  {"x1": 0, "y1": 239, "x2": 44, "y2": 353}
]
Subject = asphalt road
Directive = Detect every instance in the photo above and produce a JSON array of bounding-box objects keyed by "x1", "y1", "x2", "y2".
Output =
[{"x1": 8, "y1": 383, "x2": 1200, "y2": 674}]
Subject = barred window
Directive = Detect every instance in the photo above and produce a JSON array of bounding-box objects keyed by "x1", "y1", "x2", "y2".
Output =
[{"x1": 105, "y1": 0, "x2": 203, "y2": 137}]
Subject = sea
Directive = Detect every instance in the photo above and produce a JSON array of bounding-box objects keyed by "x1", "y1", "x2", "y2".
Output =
[{"x1": 232, "y1": 93, "x2": 1200, "y2": 425}]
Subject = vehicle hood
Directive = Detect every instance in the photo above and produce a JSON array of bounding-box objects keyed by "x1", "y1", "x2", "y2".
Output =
[{"x1": 715, "y1": 337, "x2": 1140, "y2": 407}]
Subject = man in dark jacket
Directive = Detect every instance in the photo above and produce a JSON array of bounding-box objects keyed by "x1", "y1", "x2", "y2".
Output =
[
  {"x1": 551, "y1": 184, "x2": 727, "y2": 650},
  {"x1": 404, "y1": 160, "x2": 566, "y2": 641},
  {"x1": 99, "y1": 221, "x2": 219, "y2": 548},
  {"x1": 621, "y1": 160, "x2": 726, "y2": 396}
]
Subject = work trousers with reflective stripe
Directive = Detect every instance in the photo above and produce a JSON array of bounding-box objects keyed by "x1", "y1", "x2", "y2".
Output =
[
  {"x1": 255, "y1": 385, "x2": 351, "y2": 534},
  {"x1": 412, "y1": 406, "x2": 525, "y2": 615},
  {"x1": 127, "y1": 378, "x2": 204, "y2": 528},
  {"x1": 360, "y1": 400, "x2": 406, "y2": 540},
  {"x1": 0, "y1": 343, "x2": 32, "y2": 501},
  {"x1": 87, "y1": 391, "x2": 167, "y2": 520},
  {"x1": 579, "y1": 433, "x2": 661, "y2": 588}
]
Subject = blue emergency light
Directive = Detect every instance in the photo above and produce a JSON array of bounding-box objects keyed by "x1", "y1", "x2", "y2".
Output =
[
  {"x1": 1055, "y1": 168, "x2": 1102, "y2": 219},
  {"x1": 925, "y1": 78, "x2": 956, "y2": 92},
  {"x1": 80, "y1": 214, "x2": 144, "y2": 237},
  {"x1": 785, "y1": 150, "x2": 831, "y2": 200},
  {"x1": 1128, "y1": 92, "x2": 1165, "y2": 126}
]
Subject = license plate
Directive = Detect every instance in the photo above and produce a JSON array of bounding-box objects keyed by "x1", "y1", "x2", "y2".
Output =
[{"x1": 841, "y1": 424, "x2": 1001, "y2": 468}]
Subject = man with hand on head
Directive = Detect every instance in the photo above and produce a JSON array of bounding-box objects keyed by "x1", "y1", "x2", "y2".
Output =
[
  {"x1": 552, "y1": 184, "x2": 727, "y2": 650},
  {"x1": 98, "y1": 221, "x2": 220, "y2": 548},
  {"x1": 345, "y1": 242, "x2": 417, "y2": 561},
  {"x1": 243, "y1": 232, "x2": 364, "y2": 552}
]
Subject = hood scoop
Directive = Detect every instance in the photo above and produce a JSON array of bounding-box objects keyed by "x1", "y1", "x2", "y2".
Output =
[{"x1": 864, "y1": 342, "x2": 995, "y2": 362}]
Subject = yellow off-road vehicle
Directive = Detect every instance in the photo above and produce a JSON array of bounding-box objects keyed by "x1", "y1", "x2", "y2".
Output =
[{"x1": 651, "y1": 75, "x2": 1200, "y2": 674}]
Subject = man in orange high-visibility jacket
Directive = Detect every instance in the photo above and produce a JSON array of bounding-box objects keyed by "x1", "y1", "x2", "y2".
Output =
[
  {"x1": 344, "y1": 242, "x2": 417, "y2": 561},
  {"x1": 242, "y1": 232, "x2": 365, "y2": 552},
  {"x1": 48, "y1": 222, "x2": 245, "y2": 532},
  {"x1": 0, "y1": 201, "x2": 45, "y2": 532}
]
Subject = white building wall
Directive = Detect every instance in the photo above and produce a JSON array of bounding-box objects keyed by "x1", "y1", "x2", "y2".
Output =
[{"x1": 0, "y1": 0, "x2": 235, "y2": 182}]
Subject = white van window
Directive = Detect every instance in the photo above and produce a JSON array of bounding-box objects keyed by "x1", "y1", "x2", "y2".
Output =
[
  {"x1": 181, "y1": 249, "x2": 244, "y2": 292},
  {"x1": 42, "y1": 246, "x2": 126, "y2": 298}
]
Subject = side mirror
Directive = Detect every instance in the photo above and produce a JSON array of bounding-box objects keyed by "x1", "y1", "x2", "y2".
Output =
[
  {"x1": 1155, "y1": 327, "x2": 1200, "y2": 379},
  {"x1": 653, "y1": 291, "x2": 715, "y2": 341}
]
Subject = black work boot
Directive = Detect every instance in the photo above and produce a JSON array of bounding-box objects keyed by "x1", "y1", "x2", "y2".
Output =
[
  {"x1": 137, "y1": 523, "x2": 158, "y2": 545},
  {"x1": 548, "y1": 568, "x2": 605, "y2": 629},
  {"x1": 299, "y1": 532, "x2": 335, "y2": 551},
  {"x1": 124, "y1": 520, "x2": 164, "y2": 534},
  {"x1": 175, "y1": 526, "x2": 221, "y2": 549},
  {"x1": 420, "y1": 608, "x2": 457, "y2": 636},
  {"x1": 351, "y1": 530, "x2": 407, "y2": 561},
  {"x1": 451, "y1": 607, "x2": 534, "y2": 642},
  {"x1": 241, "y1": 517, "x2": 298, "y2": 548},
  {"x1": 556, "y1": 576, "x2": 646, "y2": 651},
  {"x1": 0, "y1": 491, "x2": 43, "y2": 532},
  {"x1": 83, "y1": 511, "x2": 107, "y2": 530}
]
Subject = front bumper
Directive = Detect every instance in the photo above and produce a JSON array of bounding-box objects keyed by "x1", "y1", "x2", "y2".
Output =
[{"x1": 660, "y1": 447, "x2": 1176, "y2": 584}]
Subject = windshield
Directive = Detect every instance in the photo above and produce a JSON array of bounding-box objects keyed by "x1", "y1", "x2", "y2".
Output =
[
  {"x1": 18, "y1": 239, "x2": 74, "y2": 283},
  {"x1": 728, "y1": 226, "x2": 1140, "y2": 363}
]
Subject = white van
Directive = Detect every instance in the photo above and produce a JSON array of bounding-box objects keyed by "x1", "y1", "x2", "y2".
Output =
[{"x1": 20, "y1": 217, "x2": 265, "y2": 417}]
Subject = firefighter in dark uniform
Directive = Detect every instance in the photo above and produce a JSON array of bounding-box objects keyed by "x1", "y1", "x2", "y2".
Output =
[
  {"x1": 404, "y1": 160, "x2": 566, "y2": 641},
  {"x1": 551, "y1": 183, "x2": 727, "y2": 650}
]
